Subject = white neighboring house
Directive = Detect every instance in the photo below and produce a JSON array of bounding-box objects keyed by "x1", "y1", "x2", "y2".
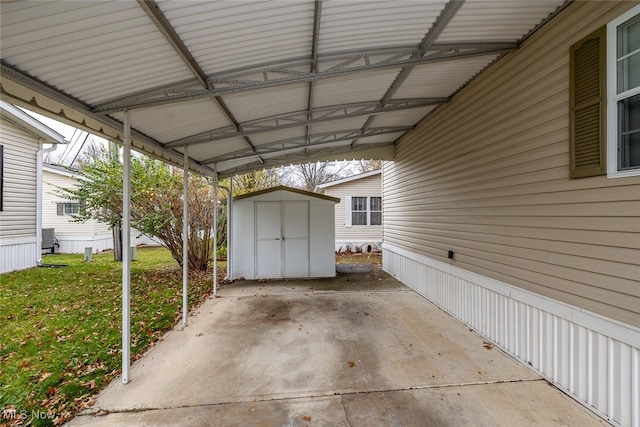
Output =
[
  {"x1": 318, "y1": 170, "x2": 382, "y2": 253},
  {"x1": 0, "y1": 101, "x2": 65, "y2": 273},
  {"x1": 42, "y1": 163, "x2": 157, "y2": 254}
]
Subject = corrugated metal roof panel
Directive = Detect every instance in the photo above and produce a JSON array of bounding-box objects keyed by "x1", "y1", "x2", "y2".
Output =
[
  {"x1": 309, "y1": 117, "x2": 368, "y2": 135},
  {"x1": 318, "y1": 1, "x2": 447, "y2": 53},
  {"x1": 222, "y1": 83, "x2": 309, "y2": 123},
  {"x1": 0, "y1": 0, "x2": 571, "y2": 174},
  {"x1": 369, "y1": 106, "x2": 437, "y2": 128},
  {"x1": 393, "y1": 55, "x2": 500, "y2": 99},
  {"x1": 110, "y1": 100, "x2": 233, "y2": 143},
  {"x1": 250, "y1": 128, "x2": 308, "y2": 147},
  {"x1": 0, "y1": 1, "x2": 193, "y2": 104},
  {"x1": 438, "y1": 0, "x2": 566, "y2": 43},
  {"x1": 185, "y1": 137, "x2": 250, "y2": 160},
  {"x1": 313, "y1": 70, "x2": 398, "y2": 108},
  {"x1": 158, "y1": 1, "x2": 315, "y2": 74},
  {"x1": 353, "y1": 132, "x2": 407, "y2": 145},
  {"x1": 216, "y1": 157, "x2": 263, "y2": 172}
]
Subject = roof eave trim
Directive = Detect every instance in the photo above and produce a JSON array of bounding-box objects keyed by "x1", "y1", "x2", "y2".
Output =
[
  {"x1": 0, "y1": 100, "x2": 66, "y2": 143},
  {"x1": 318, "y1": 169, "x2": 381, "y2": 188},
  {"x1": 233, "y1": 185, "x2": 340, "y2": 203}
]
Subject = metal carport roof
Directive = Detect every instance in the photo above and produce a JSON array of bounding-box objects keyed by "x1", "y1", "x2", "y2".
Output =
[{"x1": 1, "y1": 0, "x2": 568, "y2": 178}]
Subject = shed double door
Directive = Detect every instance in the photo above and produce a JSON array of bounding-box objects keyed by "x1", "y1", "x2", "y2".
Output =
[{"x1": 255, "y1": 201, "x2": 309, "y2": 278}]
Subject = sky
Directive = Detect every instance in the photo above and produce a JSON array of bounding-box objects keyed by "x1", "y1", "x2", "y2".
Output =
[{"x1": 19, "y1": 106, "x2": 109, "y2": 166}]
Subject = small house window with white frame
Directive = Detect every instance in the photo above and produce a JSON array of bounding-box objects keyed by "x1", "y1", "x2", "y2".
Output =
[
  {"x1": 349, "y1": 196, "x2": 382, "y2": 226},
  {"x1": 56, "y1": 202, "x2": 80, "y2": 216}
]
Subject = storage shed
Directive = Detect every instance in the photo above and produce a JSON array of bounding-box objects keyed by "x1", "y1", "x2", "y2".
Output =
[{"x1": 230, "y1": 186, "x2": 339, "y2": 280}]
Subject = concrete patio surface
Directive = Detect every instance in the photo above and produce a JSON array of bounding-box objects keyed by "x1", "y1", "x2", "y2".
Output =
[{"x1": 68, "y1": 267, "x2": 604, "y2": 426}]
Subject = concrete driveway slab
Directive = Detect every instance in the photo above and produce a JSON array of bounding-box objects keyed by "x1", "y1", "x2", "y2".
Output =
[{"x1": 68, "y1": 268, "x2": 603, "y2": 426}]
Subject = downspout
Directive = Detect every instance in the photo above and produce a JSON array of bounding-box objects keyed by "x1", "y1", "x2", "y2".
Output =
[{"x1": 36, "y1": 143, "x2": 58, "y2": 264}]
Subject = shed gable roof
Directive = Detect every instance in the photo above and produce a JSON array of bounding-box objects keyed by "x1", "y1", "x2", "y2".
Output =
[
  {"x1": 234, "y1": 185, "x2": 340, "y2": 203},
  {"x1": 318, "y1": 169, "x2": 381, "y2": 189}
]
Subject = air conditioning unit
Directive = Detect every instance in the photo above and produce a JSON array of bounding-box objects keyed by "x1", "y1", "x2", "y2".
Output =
[{"x1": 42, "y1": 228, "x2": 56, "y2": 253}]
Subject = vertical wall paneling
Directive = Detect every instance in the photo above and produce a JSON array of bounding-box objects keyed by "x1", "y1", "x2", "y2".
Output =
[{"x1": 383, "y1": 244, "x2": 640, "y2": 426}]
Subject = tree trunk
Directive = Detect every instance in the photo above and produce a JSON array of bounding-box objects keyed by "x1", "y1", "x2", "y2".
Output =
[{"x1": 113, "y1": 224, "x2": 122, "y2": 261}]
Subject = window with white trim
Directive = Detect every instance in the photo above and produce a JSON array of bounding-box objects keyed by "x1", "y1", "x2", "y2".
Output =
[
  {"x1": 607, "y1": 4, "x2": 640, "y2": 177},
  {"x1": 348, "y1": 196, "x2": 382, "y2": 226},
  {"x1": 57, "y1": 202, "x2": 80, "y2": 216}
]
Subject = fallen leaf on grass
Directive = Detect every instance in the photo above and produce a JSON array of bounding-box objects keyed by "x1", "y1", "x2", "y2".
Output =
[{"x1": 303, "y1": 415, "x2": 312, "y2": 422}]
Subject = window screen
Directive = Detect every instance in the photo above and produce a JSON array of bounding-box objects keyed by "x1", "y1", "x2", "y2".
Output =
[{"x1": 352, "y1": 197, "x2": 367, "y2": 225}]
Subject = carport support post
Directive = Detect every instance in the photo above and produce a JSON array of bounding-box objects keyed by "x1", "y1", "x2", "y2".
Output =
[
  {"x1": 212, "y1": 166, "x2": 218, "y2": 297},
  {"x1": 122, "y1": 110, "x2": 131, "y2": 384},
  {"x1": 183, "y1": 147, "x2": 189, "y2": 327},
  {"x1": 226, "y1": 177, "x2": 233, "y2": 280}
]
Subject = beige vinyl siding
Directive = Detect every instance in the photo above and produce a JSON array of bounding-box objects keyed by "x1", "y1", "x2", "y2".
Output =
[
  {"x1": 323, "y1": 174, "x2": 382, "y2": 243},
  {"x1": 384, "y1": 1, "x2": 640, "y2": 327},
  {"x1": 0, "y1": 121, "x2": 38, "y2": 239},
  {"x1": 42, "y1": 170, "x2": 111, "y2": 238}
]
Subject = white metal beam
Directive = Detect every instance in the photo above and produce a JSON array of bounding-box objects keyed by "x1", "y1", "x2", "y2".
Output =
[
  {"x1": 217, "y1": 142, "x2": 394, "y2": 178},
  {"x1": 182, "y1": 147, "x2": 189, "y2": 327},
  {"x1": 122, "y1": 110, "x2": 132, "y2": 384},
  {"x1": 353, "y1": 0, "x2": 464, "y2": 148},
  {"x1": 0, "y1": 62, "x2": 214, "y2": 177},
  {"x1": 138, "y1": 0, "x2": 209, "y2": 89},
  {"x1": 93, "y1": 43, "x2": 516, "y2": 113},
  {"x1": 212, "y1": 166, "x2": 218, "y2": 298},
  {"x1": 165, "y1": 98, "x2": 444, "y2": 148},
  {"x1": 201, "y1": 126, "x2": 411, "y2": 164}
]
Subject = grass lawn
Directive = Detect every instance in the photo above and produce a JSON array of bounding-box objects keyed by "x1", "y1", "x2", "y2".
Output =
[
  {"x1": 0, "y1": 247, "x2": 223, "y2": 426},
  {"x1": 335, "y1": 252, "x2": 382, "y2": 265}
]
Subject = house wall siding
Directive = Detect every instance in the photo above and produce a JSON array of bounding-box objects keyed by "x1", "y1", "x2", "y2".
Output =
[
  {"x1": 0, "y1": 122, "x2": 38, "y2": 240},
  {"x1": 42, "y1": 169, "x2": 158, "y2": 253},
  {"x1": 383, "y1": 2, "x2": 640, "y2": 425},
  {"x1": 384, "y1": 0, "x2": 640, "y2": 328},
  {"x1": 323, "y1": 174, "x2": 382, "y2": 248},
  {"x1": 43, "y1": 169, "x2": 111, "y2": 238}
]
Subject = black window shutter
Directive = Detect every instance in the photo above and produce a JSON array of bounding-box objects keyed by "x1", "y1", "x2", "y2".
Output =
[
  {"x1": 569, "y1": 27, "x2": 606, "y2": 178},
  {"x1": 57, "y1": 203, "x2": 63, "y2": 216}
]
